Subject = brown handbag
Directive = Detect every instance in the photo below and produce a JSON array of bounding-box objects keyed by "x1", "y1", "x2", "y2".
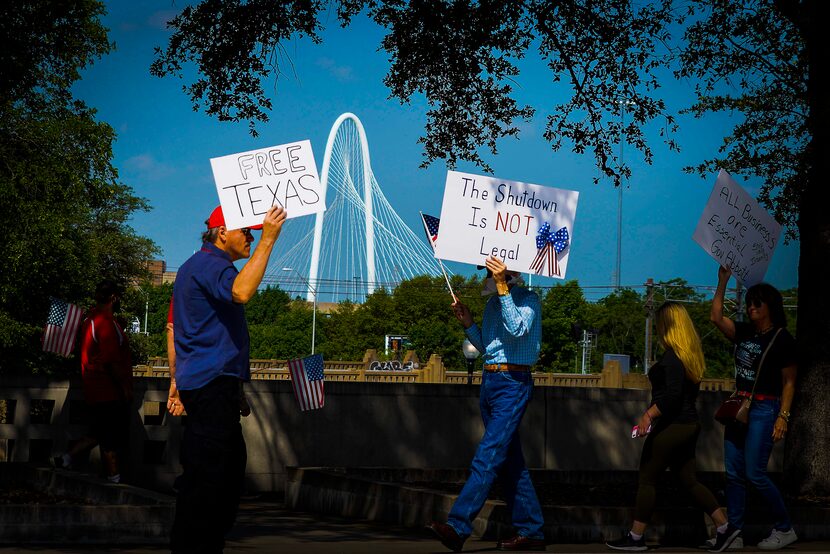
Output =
[
  {"x1": 714, "y1": 395, "x2": 750, "y2": 425},
  {"x1": 715, "y1": 328, "x2": 782, "y2": 426}
]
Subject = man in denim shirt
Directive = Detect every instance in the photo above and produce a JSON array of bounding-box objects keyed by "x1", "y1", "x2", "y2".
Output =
[{"x1": 429, "y1": 256, "x2": 545, "y2": 552}]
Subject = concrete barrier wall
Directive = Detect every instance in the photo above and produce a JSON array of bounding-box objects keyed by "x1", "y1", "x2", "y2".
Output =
[{"x1": 0, "y1": 376, "x2": 783, "y2": 494}]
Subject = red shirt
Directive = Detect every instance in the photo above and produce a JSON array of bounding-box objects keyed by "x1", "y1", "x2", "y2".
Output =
[{"x1": 80, "y1": 308, "x2": 133, "y2": 403}]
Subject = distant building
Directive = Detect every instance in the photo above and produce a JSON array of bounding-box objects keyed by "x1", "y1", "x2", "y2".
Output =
[
  {"x1": 143, "y1": 260, "x2": 177, "y2": 286},
  {"x1": 146, "y1": 260, "x2": 165, "y2": 286},
  {"x1": 316, "y1": 302, "x2": 341, "y2": 314}
]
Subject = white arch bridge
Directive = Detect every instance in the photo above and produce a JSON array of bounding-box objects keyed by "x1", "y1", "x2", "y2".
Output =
[{"x1": 263, "y1": 113, "x2": 442, "y2": 302}]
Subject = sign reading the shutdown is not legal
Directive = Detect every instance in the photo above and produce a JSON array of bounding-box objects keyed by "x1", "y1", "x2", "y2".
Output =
[
  {"x1": 692, "y1": 170, "x2": 781, "y2": 286},
  {"x1": 434, "y1": 171, "x2": 579, "y2": 279},
  {"x1": 210, "y1": 140, "x2": 325, "y2": 230}
]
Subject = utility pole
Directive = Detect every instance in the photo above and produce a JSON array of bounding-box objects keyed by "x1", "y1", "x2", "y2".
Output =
[
  {"x1": 643, "y1": 278, "x2": 655, "y2": 373},
  {"x1": 614, "y1": 99, "x2": 635, "y2": 290},
  {"x1": 580, "y1": 329, "x2": 596, "y2": 375}
]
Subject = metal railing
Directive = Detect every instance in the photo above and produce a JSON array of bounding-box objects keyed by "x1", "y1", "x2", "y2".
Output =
[{"x1": 133, "y1": 351, "x2": 736, "y2": 391}]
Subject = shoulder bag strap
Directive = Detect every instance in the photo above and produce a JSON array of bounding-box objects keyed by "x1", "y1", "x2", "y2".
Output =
[{"x1": 747, "y1": 328, "x2": 783, "y2": 400}]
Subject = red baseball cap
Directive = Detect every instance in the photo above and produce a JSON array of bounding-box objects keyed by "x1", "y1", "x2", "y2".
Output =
[{"x1": 206, "y1": 206, "x2": 263, "y2": 230}]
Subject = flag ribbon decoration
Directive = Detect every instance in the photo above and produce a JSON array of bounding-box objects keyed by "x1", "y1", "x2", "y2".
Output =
[
  {"x1": 288, "y1": 353, "x2": 325, "y2": 411},
  {"x1": 529, "y1": 223, "x2": 569, "y2": 277}
]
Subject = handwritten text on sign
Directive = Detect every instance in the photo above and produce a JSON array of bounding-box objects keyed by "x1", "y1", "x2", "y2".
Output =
[
  {"x1": 433, "y1": 171, "x2": 579, "y2": 279},
  {"x1": 210, "y1": 140, "x2": 324, "y2": 230},
  {"x1": 692, "y1": 170, "x2": 781, "y2": 286}
]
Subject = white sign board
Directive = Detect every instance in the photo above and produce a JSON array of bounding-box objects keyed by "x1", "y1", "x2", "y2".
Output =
[
  {"x1": 210, "y1": 140, "x2": 324, "y2": 230},
  {"x1": 692, "y1": 170, "x2": 781, "y2": 286},
  {"x1": 434, "y1": 171, "x2": 579, "y2": 278}
]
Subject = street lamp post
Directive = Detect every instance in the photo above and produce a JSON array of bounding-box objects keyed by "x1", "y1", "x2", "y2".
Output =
[
  {"x1": 615, "y1": 99, "x2": 635, "y2": 290},
  {"x1": 282, "y1": 267, "x2": 317, "y2": 355},
  {"x1": 462, "y1": 339, "x2": 480, "y2": 386},
  {"x1": 136, "y1": 286, "x2": 149, "y2": 335}
]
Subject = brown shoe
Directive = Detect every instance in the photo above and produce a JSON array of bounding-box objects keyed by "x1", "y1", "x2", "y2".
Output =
[
  {"x1": 497, "y1": 534, "x2": 546, "y2": 551},
  {"x1": 426, "y1": 521, "x2": 465, "y2": 552}
]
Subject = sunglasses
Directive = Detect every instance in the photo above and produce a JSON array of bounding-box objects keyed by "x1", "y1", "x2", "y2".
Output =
[{"x1": 747, "y1": 298, "x2": 765, "y2": 308}]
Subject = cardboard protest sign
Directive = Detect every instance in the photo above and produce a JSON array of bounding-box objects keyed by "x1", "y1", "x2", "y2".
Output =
[
  {"x1": 433, "y1": 171, "x2": 579, "y2": 278},
  {"x1": 692, "y1": 170, "x2": 781, "y2": 286},
  {"x1": 210, "y1": 140, "x2": 324, "y2": 230}
]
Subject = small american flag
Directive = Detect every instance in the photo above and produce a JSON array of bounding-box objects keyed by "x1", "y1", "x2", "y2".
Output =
[
  {"x1": 42, "y1": 297, "x2": 83, "y2": 357},
  {"x1": 288, "y1": 354, "x2": 325, "y2": 411},
  {"x1": 421, "y1": 213, "x2": 440, "y2": 249}
]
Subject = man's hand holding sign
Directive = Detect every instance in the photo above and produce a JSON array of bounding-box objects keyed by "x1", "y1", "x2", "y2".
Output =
[{"x1": 210, "y1": 139, "x2": 325, "y2": 230}]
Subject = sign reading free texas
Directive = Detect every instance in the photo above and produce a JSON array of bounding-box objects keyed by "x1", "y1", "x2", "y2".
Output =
[
  {"x1": 434, "y1": 171, "x2": 579, "y2": 279},
  {"x1": 692, "y1": 170, "x2": 781, "y2": 286},
  {"x1": 210, "y1": 140, "x2": 324, "y2": 230}
]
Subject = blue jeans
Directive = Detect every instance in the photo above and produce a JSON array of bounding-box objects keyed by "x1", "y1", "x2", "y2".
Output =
[
  {"x1": 724, "y1": 398, "x2": 791, "y2": 531},
  {"x1": 447, "y1": 370, "x2": 544, "y2": 540}
]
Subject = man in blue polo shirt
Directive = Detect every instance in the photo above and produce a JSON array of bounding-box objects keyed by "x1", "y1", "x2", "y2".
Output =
[
  {"x1": 428, "y1": 256, "x2": 545, "y2": 552},
  {"x1": 170, "y1": 204, "x2": 286, "y2": 554}
]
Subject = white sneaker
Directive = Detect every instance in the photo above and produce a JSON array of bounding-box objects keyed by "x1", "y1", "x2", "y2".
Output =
[
  {"x1": 705, "y1": 535, "x2": 744, "y2": 550},
  {"x1": 758, "y1": 528, "x2": 797, "y2": 550}
]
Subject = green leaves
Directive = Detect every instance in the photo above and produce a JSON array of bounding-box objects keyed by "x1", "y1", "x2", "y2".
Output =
[
  {"x1": 0, "y1": 0, "x2": 157, "y2": 373},
  {"x1": 677, "y1": 1, "x2": 807, "y2": 240},
  {"x1": 376, "y1": 0, "x2": 534, "y2": 170},
  {"x1": 0, "y1": 0, "x2": 111, "y2": 111},
  {"x1": 152, "y1": 1, "x2": 679, "y2": 180},
  {"x1": 150, "y1": 0, "x2": 328, "y2": 136},
  {"x1": 127, "y1": 275, "x2": 784, "y2": 380},
  {"x1": 152, "y1": 0, "x2": 808, "y2": 233}
]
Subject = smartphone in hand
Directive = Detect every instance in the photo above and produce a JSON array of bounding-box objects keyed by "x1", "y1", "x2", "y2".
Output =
[{"x1": 631, "y1": 424, "x2": 652, "y2": 438}]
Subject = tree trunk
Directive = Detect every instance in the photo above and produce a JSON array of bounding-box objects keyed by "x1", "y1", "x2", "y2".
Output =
[{"x1": 784, "y1": 0, "x2": 830, "y2": 498}]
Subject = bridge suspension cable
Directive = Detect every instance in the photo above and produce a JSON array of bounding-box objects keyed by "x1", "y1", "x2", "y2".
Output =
[{"x1": 264, "y1": 113, "x2": 443, "y2": 302}]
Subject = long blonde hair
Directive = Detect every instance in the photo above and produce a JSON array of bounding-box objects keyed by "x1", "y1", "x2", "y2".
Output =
[{"x1": 655, "y1": 302, "x2": 705, "y2": 383}]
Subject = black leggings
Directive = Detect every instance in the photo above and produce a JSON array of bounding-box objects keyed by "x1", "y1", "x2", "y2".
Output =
[{"x1": 635, "y1": 422, "x2": 720, "y2": 523}]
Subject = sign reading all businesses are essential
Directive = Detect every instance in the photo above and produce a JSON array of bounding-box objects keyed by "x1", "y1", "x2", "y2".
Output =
[
  {"x1": 433, "y1": 171, "x2": 579, "y2": 279},
  {"x1": 210, "y1": 140, "x2": 324, "y2": 230},
  {"x1": 692, "y1": 170, "x2": 782, "y2": 286}
]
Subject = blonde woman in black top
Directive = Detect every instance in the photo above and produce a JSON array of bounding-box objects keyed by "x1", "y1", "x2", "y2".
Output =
[{"x1": 607, "y1": 302, "x2": 730, "y2": 552}]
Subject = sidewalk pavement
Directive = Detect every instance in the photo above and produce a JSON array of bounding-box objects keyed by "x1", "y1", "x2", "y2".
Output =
[{"x1": 2, "y1": 498, "x2": 828, "y2": 553}]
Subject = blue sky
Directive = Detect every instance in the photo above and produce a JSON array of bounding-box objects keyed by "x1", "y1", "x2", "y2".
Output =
[{"x1": 72, "y1": 1, "x2": 800, "y2": 299}]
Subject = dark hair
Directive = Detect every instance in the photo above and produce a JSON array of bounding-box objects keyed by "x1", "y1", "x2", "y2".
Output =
[
  {"x1": 94, "y1": 279, "x2": 122, "y2": 304},
  {"x1": 745, "y1": 283, "x2": 787, "y2": 329}
]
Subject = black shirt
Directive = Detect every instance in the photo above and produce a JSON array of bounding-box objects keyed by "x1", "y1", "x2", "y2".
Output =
[
  {"x1": 648, "y1": 348, "x2": 699, "y2": 427},
  {"x1": 733, "y1": 322, "x2": 797, "y2": 396}
]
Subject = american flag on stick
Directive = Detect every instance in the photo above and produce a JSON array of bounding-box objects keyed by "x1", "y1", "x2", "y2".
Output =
[
  {"x1": 288, "y1": 354, "x2": 325, "y2": 411},
  {"x1": 419, "y1": 212, "x2": 456, "y2": 301},
  {"x1": 421, "y1": 213, "x2": 440, "y2": 250},
  {"x1": 42, "y1": 297, "x2": 83, "y2": 357}
]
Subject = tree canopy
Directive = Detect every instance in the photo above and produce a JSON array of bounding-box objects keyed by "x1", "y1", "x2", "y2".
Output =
[
  {"x1": 152, "y1": 1, "x2": 805, "y2": 236},
  {"x1": 0, "y1": 0, "x2": 157, "y2": 373},
  {"x1": 152, "y1": 0, "x2": 828, "y2": 496},
  {"x1": 130, "y1": 275, "x2": 767, "y2": 380}
]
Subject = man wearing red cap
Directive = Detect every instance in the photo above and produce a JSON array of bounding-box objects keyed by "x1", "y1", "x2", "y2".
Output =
[{"x1": 169, "y1": 204, "x2": 286, "y2": 554}]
